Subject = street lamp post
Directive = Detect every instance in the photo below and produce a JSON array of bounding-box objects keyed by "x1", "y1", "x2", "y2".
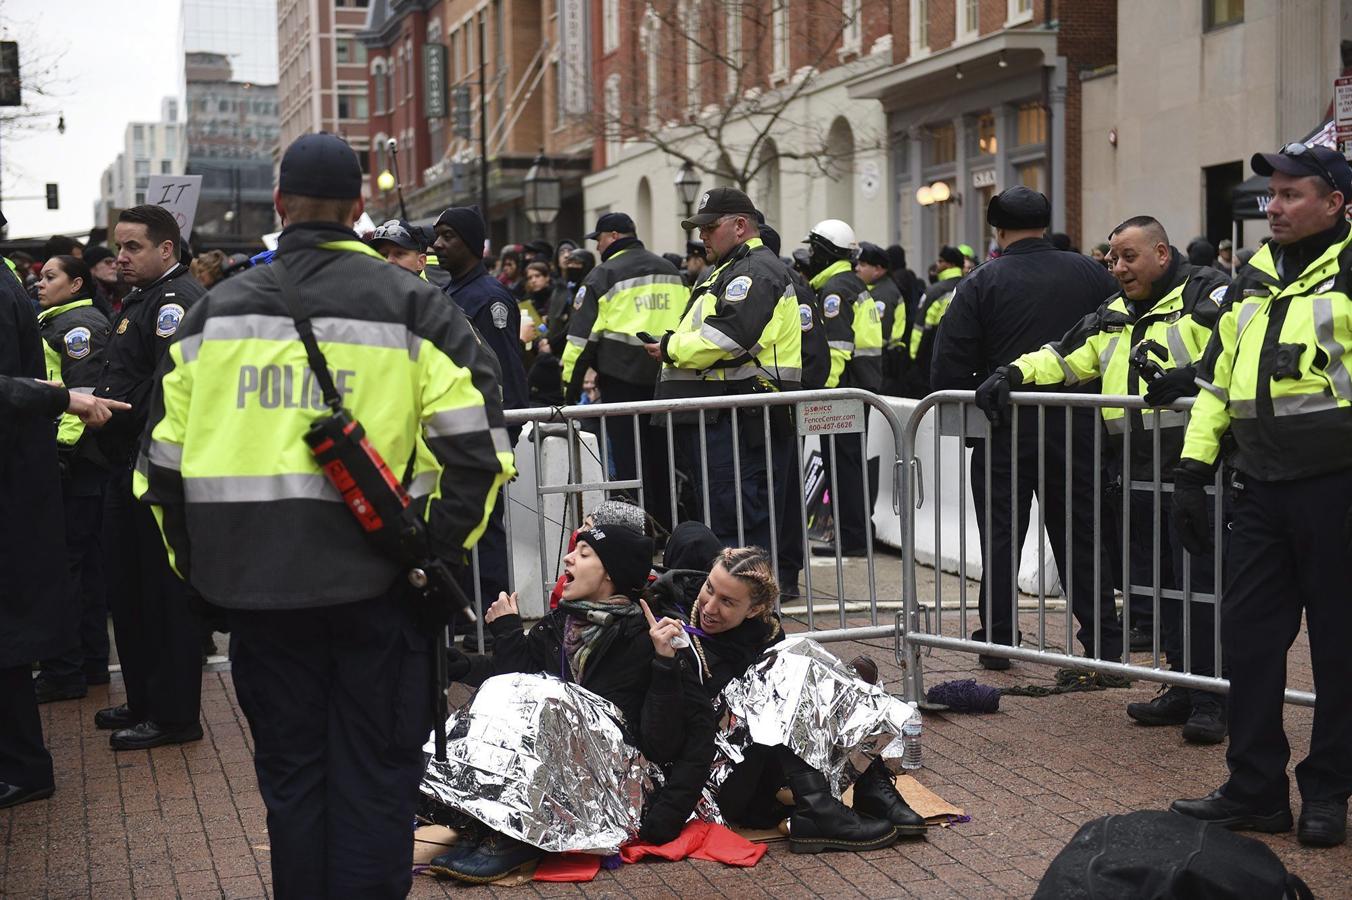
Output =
[
  {"x1": 674, "y1": 161, "x2": 702, "y2": 241},
  {"x1": 386, "y1": 137, "x2": 409, "y2": 220},
  {"x1": 522, "y1": 151, "x2": 560, "y2": 239}
]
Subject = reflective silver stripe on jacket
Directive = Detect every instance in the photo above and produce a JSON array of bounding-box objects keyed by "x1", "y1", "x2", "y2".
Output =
[
  {"x1": 660, "y1": 364, "x2": 802, "y2": 382},
  {"x1": 1103, "y1": 409, "x2": 1189, "y2": 434},
  {"x1": 700, "y1": 322, "x2": 747, "y2": 354},
  {"x1": 184, "y1": 470, "x2": 438, "y2": 503},
  {"x1": 1099, "y1": 336, "x2": 1119, "y2": 380},
  {"x1": 425, "y1": 405, "x2": 491, "y2": 439},
  {"x1": 1228, "y1": 394, "x2": 1344, "y2": 418},
  {"x1": 1166, "y1": 326, "x2": 1192, "y2": 367},
  {"x1": 147, "y1": 439, "x2": 183, "y2": 471},
  {"x1": 201, "y1": 314, "x2": 420, "y2": 354},
  {"x1": 1312, "y1": 296, "x2": 1352, "y2": 401}
]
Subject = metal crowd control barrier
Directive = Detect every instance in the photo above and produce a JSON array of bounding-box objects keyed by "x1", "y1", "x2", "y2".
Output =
[
  {"x1": 895, "y1": 390, "x2": 1316, "y2": 709},
  {"x1": 456, "y1": 389, "x2": 908, "y2": 651}
]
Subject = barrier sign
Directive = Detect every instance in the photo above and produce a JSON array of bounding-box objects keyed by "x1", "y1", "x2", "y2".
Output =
[
  {"x1": 797, "y1": 398, "x2": 866, "y2": 436},
  {"x1": 1337, "y1": 75, "x2": 1352, "y2": 144}
]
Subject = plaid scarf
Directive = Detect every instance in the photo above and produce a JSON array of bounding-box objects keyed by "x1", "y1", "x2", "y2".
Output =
[{"x1": 558, "y1": 598, "x2": 642, "y2": 683}]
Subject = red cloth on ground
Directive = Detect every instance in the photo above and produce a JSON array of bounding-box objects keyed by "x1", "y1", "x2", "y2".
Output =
[
  {"x1": 533, "y1": 853, "x2": 601, "y2": 882},
  {"x1": 619, "y1": 821, "x2": 767, "y2": 867}
]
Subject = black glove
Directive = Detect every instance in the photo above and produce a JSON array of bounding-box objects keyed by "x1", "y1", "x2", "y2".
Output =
[
  {"x1": 1144, "y1": 365, "x2": 1199, "y2": 406},
  {"x1": 975, "y1": 366, "x2": 1021, "y2": 429},
  {"x1": 1171, "y1": 459, "x2": 1214, "y2": 556}
]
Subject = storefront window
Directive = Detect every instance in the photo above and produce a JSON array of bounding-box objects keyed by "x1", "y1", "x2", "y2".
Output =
[
  {"x1": 1015, "y1": 102, "x2": 1046, "y2": 147},
  {"x1": 1016, "y1": 161, "x2": 1045, "y2": 194},
  {"x1": 926, "y1": 122, "x2": 956, "y2": 166},
  {"x1": 971, "y1": 112, "x2": 996, "y2": 156}
]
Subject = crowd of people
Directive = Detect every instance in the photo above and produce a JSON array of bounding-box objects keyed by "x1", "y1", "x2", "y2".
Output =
[{"x1": 3, "y1": 128, "x2": 1351, "y2": 896}]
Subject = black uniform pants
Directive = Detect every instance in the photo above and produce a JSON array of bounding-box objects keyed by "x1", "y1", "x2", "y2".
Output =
[
  {"x1": 41, "y1": 489, "x2": 111, "y2": 684},
  {"x1": 1220, "y1": 470, "x2": 1352, "y2": 809},
  {"x1": 0, "y1": 665, "x2": 52, "y2": 791},
  {"x1": 103, "y1": 469, "x2": 201, "y2": 726},
  {"x1": 818, "y1": 428, "x2": 870, "y2": 551},
  {"x1": 227, "y1": 589, "x2": 433, "y2": 900},
  {"x1": 595, "y1": 374, "x2": 671, "y2": 532},
  {"x1": 674, "y1": 411, "x2": 775, "y2": 551},
  {"x1": 969, "y1": 408, "x2": 1122, "y2": 658},
  {"x1": 1123, "y1": 487, "x2": 1218, "y2": 678},
  {"x1": 774, "y1": 433, "x2": 806, "y2": 587}
]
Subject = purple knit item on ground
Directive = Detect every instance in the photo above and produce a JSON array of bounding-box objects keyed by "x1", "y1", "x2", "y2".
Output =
[{"x1": 925, "y1": 679, "x2": 1001, "y2": 713}]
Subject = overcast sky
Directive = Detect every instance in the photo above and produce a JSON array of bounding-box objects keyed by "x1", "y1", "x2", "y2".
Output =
[{"x1": 2, "y1": 0, "x2": 181, "y2": 239}]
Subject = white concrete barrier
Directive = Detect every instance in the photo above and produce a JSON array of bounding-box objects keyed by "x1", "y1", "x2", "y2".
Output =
[{"x1": 868, "y1": 398, "x2": 1062, "y2": 597}]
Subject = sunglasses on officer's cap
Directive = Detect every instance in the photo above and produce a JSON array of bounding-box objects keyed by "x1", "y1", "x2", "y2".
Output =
[{"x1": 1279, "y1": 143, "x2": 1342, "y2": 194}]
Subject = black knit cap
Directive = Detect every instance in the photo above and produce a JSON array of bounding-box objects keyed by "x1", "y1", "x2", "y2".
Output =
[
  {"x1": 278, "y1": 132, "x2": 363, "y2": 200},
  {"x1": 575, "y1": 525, "x2": 654, "y2": 599},
  {"x1": 938, "y1": 245, "x2": 966, "y2": 268},
  {"x1": 986, "y1": 185, "x2": 1051, "y2": 230},
  {"x1": 435, "y1": 206, "x2": 487, "y2": 258}
]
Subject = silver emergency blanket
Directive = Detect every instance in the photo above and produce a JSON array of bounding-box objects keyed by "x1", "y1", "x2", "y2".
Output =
[
  {"x1": 701, "y1": 636, "x2": 919, "y2": 818},
  {"x1": 419, "y1": 673, "x2": 656, "y2": 854}
]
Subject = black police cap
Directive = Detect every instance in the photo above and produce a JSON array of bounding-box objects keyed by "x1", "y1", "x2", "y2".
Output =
[
  {"x1": 858, "y1": 241, "x2": 889, "y2": 266},
  {"x1": 682, "y1": 187, "x2": 760, "y2": 229},
  {"x1": 1252, "y1": 142, "x2": 1352, "y2": 200},
  {"x1": 278, "y1": 132, "x2": 363, "y2": 200},
  {"x1": 586, "y1": 212, "x2": 636, "y2": 240}
]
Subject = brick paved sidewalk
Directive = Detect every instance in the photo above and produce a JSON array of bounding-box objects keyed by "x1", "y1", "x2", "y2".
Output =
[{"x1": 3, "y1": 632, "x2": 1349, "y2": 898}]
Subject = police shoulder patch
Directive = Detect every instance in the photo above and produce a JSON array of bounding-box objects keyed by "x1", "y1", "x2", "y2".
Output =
[
  {"x1": 490, "y1": 300, "x2": 511, "y2": 329},
  {"x1": 799, "y1": 303, "x2": 814, "y2": 331},
  {"x1": 64, "y1": 326, "x2": 92, "y2": 359},
  {"x1": 1209, "y1": 285, "x2": 1228, "y2": 305},
  {"x1": 155, "y1": 303, "x2": 185, "y2": 338},
  {"x1": 724, "y1": 275, "x2": 753, "y2": 302},
  {"x1": 875, "y1": 299, "x2": 886, "y2": 317},
  {"x1": 823, "y1": 294, "x2": 842, "y2": 318},
  {"x1": 573, "y1": 285, "x2": 587, "y2": 310}
]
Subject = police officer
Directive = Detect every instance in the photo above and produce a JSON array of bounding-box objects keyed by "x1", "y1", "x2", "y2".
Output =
[
  {"x1": 931, "y1": 186, "x2": 1123, "y2": 669},
  {"x1": 685, "y1": 239, "x2": 709, "y2": 287},
  {"x1": 31, "y1": 255, "x2": 114, "y2": 703},
  {"x1": 563, "y1": 212, "x2": 688, "y2": 530},
  {"x1": 976, "y1": 215, "x2": 1228, "y2": 740},
  {"x1": 800, "y1": 219, "x2": 881, "y2": 557},
  {"x1": 134, "y1": 133, "x2": 513, "y2": 895},
  {"x1": 430, "y1": 206, "x2": 527, "y2": 630},
  {"x1": 896, "y1": 246, "x2": 966, "y2": 398},
  {"x1": 93, "y1": 204, "x2": 206, "y2": 749},
  {"x1": 860, "y1": 242, "x2": 909, "y2": 395},
  {"x1": 647, "y1": 187, "x2": 801, "y2": 551},
  {"x1": 1169, "y1": 143, "x2": 1352, "y2": 848},
  {"x1": 369, "y1": 218, "x2": 428, "y2": 276},
  {"x1": 760, "y1": 223, "x2": 827, "y2": 598}
]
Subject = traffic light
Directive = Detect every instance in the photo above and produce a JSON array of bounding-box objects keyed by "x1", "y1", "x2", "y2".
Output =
[{"x1": 45, "y1": 183, "x2": 58, "y2": 210}]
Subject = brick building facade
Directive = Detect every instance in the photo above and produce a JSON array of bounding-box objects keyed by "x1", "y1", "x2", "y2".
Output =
[
  {"x1": 359, "y1": 0, "x2": 593, "y2": 244},
  {"x1": 849, "y1": 0, "x2": 1117, "y2": 261}
]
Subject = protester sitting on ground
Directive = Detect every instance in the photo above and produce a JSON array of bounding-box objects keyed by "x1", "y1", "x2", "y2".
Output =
[
  {"x1": 434, "y1": 521, "x2": 716, "y2": 883},
  {"x1": 644, "y1": 537, "x2": 926, "y2": 854}
]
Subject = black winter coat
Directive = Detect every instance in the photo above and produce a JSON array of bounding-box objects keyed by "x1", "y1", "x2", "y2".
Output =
[
  {"x1": 465, "y1": 603, "x2": 717, "y2": 845},
  {"x1": 0, "y1": 268, "x2": 72, "y2": 669}
]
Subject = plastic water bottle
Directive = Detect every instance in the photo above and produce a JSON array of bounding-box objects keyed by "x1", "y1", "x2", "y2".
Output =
[{"x1": 900, "y1": 702, "x2": 923, "y2": 770}]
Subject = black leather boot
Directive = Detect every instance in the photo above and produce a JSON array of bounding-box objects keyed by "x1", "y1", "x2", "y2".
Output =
[
  {"x1": 851, "y1": 758, "x2": 927, "y2": 836},
  {"x1": 786, "y1": 769, "x2": 898, "y2": 854}
]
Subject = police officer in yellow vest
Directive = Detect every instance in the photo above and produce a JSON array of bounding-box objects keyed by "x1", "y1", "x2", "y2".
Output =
[
  {"x1": 895, "y1": 246, "x2": 964, "y2": 397},
  {"x1": 801, "y1": 219, "x2": 882, "y2": 556},
  {"x1": 1169, "y1": 143, "x2": 1352, "y2": 848},
  {"x1": 647, "y1": 187, "x2": 801, "y2": 550},
  {"x1": 978, "y1": 215, "x2": 1228, "y2": 743},
  {"x1": 563, "y1": 212, "x2": 687, "y2": 529},
  {"x1": 135, "y1": 133, "x2": 514, "y2": 895},
  {"x1": 31, "y1": 255, "x2": 115, "y2": 704}
]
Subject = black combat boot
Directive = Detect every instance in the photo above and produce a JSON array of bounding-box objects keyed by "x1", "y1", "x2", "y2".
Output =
[
  {"x1": 851, "y1": 758, "x2": 927, "y2": 836},
  {"x1": 785, "y1": 768, "x2": 898, "y2": 854}
]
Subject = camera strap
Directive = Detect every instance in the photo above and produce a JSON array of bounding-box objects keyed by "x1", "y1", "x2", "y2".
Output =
[{"x1": 273, "y1": 257, "x2": 343, "y2": 411}]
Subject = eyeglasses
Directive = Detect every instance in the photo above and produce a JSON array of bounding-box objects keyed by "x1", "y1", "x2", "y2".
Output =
[
  {"x1": 1280, "y1": 142, "x2": 1341, "y2": 194},
  {"x1": 697, "y1": 216, "x2": 740, "y2": 236}
]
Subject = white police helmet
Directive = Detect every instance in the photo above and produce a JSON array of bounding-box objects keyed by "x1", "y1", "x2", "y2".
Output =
[{"x1": 805, "y1": 219, "x2": 858, "y2": 258}]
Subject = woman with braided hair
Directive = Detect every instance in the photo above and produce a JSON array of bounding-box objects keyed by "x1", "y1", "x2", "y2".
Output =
[{"x1": 644, "y1": 538, "x2": 926, "y2": 854}]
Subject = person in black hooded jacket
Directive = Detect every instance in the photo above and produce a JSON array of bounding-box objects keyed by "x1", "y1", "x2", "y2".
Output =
[
  {"x1": 435, "y1": 522, "x2": 716, "y2": 883},
  {"x1": 643, "y1": 541, "x2": 926, "y2": 854}
]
